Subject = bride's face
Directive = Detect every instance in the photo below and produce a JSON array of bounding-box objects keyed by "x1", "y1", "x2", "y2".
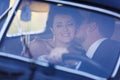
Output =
[{"x1": 52, "y1": 14, "x2": 76, "y2": 43}]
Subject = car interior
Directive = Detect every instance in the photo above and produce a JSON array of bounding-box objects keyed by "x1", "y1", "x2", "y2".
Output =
[{"x1": 0, "y1": 0, "x2": 120, "y2": 80}]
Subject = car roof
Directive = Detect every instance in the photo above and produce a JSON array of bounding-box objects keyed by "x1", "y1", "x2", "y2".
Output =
[{"x1": 68, "y1": 0, "x2": 120, "y2": 13}]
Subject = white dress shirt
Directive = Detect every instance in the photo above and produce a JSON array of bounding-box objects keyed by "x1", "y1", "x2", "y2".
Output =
[
  {"x1": 86, "y1": 38, "x2": 107, "y2": 58},
  {"x1": 75, "y1": 38, "x2": 107, "y2": 70}
]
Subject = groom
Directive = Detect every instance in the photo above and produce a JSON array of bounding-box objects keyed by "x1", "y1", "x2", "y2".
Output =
[{"x1": 75, "y1": 12, "x2": 120, "y2": 78}]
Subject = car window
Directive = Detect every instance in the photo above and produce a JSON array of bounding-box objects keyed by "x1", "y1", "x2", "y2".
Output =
[
  {"x1": 0, "y1": 0, "x2": 120, "y2": 79},
  {"x1": 8, "y1": 0, "x2": 49, "y2": 36}
]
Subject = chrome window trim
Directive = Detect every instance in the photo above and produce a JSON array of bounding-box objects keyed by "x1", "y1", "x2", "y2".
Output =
[
  {"x1": 0, "y1": 52, "x2": 33, "y2": 62},
  {"x1": 0, "y1": 0, "x2": 21, "y2": 42},
  {"x1": 46, "y1": 0, "x2": 120, "y2": 18},
  {"x1": 55, "y1": 65, "x2": 106, "y2": 80},
  {"x1": 112, "y1": 55, "x2": 120, "y2": 77},
  {"x1": 0, "y1": 52, "x2": 49, "y2": 67}
]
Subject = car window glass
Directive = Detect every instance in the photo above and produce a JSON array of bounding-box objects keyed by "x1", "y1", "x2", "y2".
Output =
[{"x1": 0, "y1": 0, "x2": 120, "y2": 79}]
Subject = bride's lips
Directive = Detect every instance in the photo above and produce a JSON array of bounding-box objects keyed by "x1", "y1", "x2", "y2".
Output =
[{"x1": 62, "y1": 33, "x2": 71, "y2": 37}]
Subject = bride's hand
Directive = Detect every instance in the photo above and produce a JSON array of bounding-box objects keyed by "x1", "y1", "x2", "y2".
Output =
[{"x1": 46, "y1": 47, "x2": 69, "y2": 63}]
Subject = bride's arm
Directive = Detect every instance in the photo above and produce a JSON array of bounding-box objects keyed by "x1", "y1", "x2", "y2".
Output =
[{"x1": 22, "y1": 38, "x2": 49, "y2": 59}]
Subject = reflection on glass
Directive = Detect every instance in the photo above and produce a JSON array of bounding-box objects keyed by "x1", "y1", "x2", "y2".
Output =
[{"x1": 0, "y1": 0, "x2": 120, "y2": 79}]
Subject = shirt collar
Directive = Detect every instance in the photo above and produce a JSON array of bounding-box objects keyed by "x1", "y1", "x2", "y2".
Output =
[{"x1": 86, "y1": 38, "x2": 107, "y2": 58}]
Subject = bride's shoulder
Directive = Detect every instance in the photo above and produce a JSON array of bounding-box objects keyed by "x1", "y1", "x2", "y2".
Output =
[
  {"x1": 29, "y1": 37, "x2": 53, "y2": 49},
  {"x1": 30, "y1": 37, "x2": 47, "y2": 44}
]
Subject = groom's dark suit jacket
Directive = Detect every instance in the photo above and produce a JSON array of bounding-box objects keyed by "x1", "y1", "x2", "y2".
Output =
[{"x1": 79, "y1": 39, "x2": 120, "y2": 78}]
